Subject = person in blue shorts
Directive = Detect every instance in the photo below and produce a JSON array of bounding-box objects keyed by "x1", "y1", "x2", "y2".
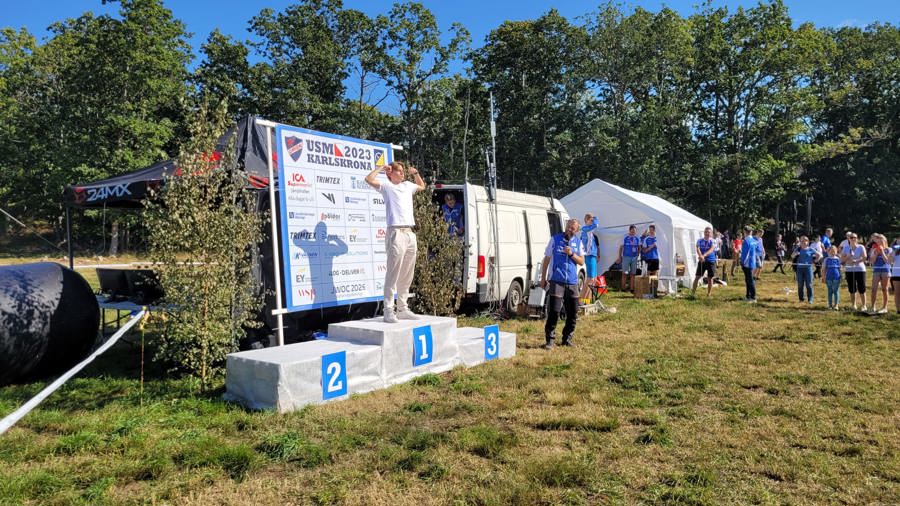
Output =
[
  {"x1": 792, "y1": 235, "x2": 821, "y2": 304},
  {"x1": 692, "y1": 227, "x2": 718, "y2": 297},
  {"x1": 617, "y1": 225, "x2": 641, "y2": 291},
  {"x1": 580, "y1": 213, "x2": 599, "y2": 279},
  {"x1": 642, "y1": 224, "x2": 660, "y2": 276},
  {"x1": 440, "y1": 193, "x2": 464, "y2": 237}
]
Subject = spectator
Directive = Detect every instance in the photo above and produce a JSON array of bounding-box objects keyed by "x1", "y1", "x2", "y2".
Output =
[
  {"x1": 869, "y1": 233, "x2": 891, "y2": 314},
  {"x1": 810, "y1": 235, "x2": 825, "y2": 278},
  {"x1": 540, "y1": 219, "x2": 584, "y2": 349},
  {"x1": 740, "y1": 226, "x2": 761, "y2": 303},
  {"x1": 692, "y1": 227, "x2": 718, "y2": 297},
  {"x1": 823, "y1": 245, "x2": 842, "y2": 310},
  {"x1": 891, "y1": 238, "x2": 900, "y2": 315},
  {"x1": 440, "y1": 193, "x2": 465, "y2": 237},
  {"x1": 753, "y1": 230, "x2": 765, "y2": 280},
  {"x1": 841, "y1": 233, "x2": 868, "y2": 312},
  {"x1": 772, "y1": 234, "x2": 787, "y2": 274},
  {"x1": 580, "y1": 213, "x2": 599, "y2": 279},
  {"x1": 731, "y1": 232, "x2": 743, "y2": 278},
  {"x1": 792, "y1": 235, "x2": 821, "y2": 304},
  {"x1": 643, "y1": 224, "x2": 660, "y2": 276},
  {"x1": 822, "y1": 228, "x2": 834, "y2": 251},
  {"x1": 838, "y1": 231, "x2": 852, "y2": 251},
  {"x1": 617, "y1": 225, "x2": 641, "y2": 292}
]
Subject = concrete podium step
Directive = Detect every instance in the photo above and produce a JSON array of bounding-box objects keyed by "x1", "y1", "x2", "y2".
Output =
[
  {"x1": 225, "y1": 315, "x2": 517, "y2": 412},
  {"x1": 224, "y1": 339, "x2": 382, "y2": 412},
  {"x1": 327, "y1": 315, "x2": 459, "y2": 386},
  {"x1": 455, "y1": 326, "x2": 517, "y2": 367}
]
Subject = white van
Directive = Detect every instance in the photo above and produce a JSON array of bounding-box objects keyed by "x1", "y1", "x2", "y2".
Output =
[{"x1": 433, "y1": 183, "x2": 583, "y2": 312}]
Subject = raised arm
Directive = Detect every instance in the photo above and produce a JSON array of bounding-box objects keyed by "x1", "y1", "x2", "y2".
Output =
[
  {"x1": 365, "y1": 164, "x2": 387, "y2": 190},
  {"x1": 409, "y1": 166, "x2": 426, "y2": 191}
]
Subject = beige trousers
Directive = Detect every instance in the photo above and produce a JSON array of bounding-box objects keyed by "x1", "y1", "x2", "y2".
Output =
[{"x1": 384, "y1": 227, "x2": 417, "y2": 310}]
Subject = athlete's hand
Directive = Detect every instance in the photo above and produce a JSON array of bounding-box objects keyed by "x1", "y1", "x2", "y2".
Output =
[{"x1": 408, "y1": 166, "x2": 418, "y2": 176}]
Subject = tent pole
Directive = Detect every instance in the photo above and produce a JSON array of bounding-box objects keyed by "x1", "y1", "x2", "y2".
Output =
[
  {"x1": 65, "y1": 205, "x2": 73, "y2": 270},
  {"x1": 260, "y1": 121, "x2": 286, "y2": 347}
]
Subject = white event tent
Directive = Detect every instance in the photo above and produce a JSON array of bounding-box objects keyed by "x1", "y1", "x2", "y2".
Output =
[{"x1": 561, "y1": 179, "x2": 712, "y2": 288}]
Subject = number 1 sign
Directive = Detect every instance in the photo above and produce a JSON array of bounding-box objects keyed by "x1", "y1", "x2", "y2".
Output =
[{"x1": 412, "y1": 325, "x2": 434, "y2": 366}]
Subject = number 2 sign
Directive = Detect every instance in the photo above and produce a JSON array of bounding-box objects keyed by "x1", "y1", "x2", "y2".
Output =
[{"x1": 321, "y1": 351, "x2": 348, "y2": 400}]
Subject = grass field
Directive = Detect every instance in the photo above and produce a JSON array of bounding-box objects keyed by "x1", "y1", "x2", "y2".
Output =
[{"x1": 1, "y1": 270, "x2": 898, "y2": 505}]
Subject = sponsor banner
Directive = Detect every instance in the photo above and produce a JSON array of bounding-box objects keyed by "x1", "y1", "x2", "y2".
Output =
[{"x1": 277, "y1": 124, "x2": 393, "y2": 311}]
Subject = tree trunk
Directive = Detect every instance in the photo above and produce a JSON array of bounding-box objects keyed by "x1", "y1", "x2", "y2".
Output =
[{"x1": 109, "y1": 220, "x2": 119, "y2": 257}]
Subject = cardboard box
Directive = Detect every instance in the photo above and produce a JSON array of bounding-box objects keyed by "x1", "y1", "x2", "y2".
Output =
[{"x1": 634, "y1": 276, "x2": 658, "y2": 299}]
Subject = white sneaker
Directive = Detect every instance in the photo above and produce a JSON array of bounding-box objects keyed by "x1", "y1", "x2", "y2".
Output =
[
  {"x1": 877, "y1": 308, "x2": 888, "y2": 314},
  {"x1": 852, "y1": 304, "x2": 857, "y2": 311},
  {"x1": 383, "y1": 308, "x2": 398, "y2": 323},
  {"x1": 860, "y1": 306, "x2": 868, "y2": 313},
  {"x1": 396, "y1": 308, "x2": 421, "y2": 320}
]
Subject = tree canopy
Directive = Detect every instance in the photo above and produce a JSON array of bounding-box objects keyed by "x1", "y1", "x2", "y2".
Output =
[{"x1": 1, "y1": 0, "x2": 897, "y2": 249}]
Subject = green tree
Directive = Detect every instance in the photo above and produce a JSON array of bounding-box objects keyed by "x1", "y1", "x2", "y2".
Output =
[{"x1": 143, "y1": 103, "x2": 263, "y2": 390}]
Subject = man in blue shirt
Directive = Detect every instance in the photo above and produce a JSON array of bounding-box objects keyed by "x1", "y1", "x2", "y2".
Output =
[
  {"x1": 642, "y1": 224, "x2": 660, "y2": 276},
  {"x1": 617, "y1": 225, "x2": 641, "y2": 292},
  {"x1": 822, "y1": 228, "x2": 833, "y2": 250},
  {"x1": 440, "y1": 193, "x2": 464, "y2": 237},
  {"x1": 692, "y1": 227, "x2": 718, "y2": 297},
  {"x1": 740, "y1": 225, "x2": 762, "y2": 302},
  {"x1": 540, "y1": 219, "x2": 585, "y2": 349},
  {"x1": 792, "y1": 235, "x2": 821, "y2": 304},
  {"x1": 581, "y1": 213, "x2": 599, "y2": 279}
]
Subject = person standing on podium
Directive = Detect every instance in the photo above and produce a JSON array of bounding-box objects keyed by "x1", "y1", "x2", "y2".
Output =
[{"x1": 365, "y1": 161, "x2": 427, "y2": 323}]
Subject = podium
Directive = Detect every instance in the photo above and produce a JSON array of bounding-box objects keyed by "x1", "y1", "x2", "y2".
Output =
[{"x1": 224, "y1": 316, "x2": 516, "y2": 412}]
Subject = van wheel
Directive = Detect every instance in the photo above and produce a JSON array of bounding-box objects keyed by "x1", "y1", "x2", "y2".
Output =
[
  {"x1": 577, "y1": 271, "x2": 586, "y2": 294},
  {"x1": 505, "y1": 280, "x2": 523, "y2": 314}
]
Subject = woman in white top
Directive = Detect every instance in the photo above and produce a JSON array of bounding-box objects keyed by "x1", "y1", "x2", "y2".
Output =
[{"x1": 840, "y1": 233, "x2": 867, "y2": 311}]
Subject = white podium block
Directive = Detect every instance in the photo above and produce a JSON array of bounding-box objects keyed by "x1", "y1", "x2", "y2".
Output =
[
  {"x1": 327, "y1": 316, "x2": 460, "y2": 386},
  {"x1": 224, "y1": 340, "x2": 383, "y2": 412},
  {"x1": 455, "y1": 327, "x2": 517, "y2": 367}
]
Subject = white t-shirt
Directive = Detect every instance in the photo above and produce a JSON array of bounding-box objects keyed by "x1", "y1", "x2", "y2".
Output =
[
  {"x1": 841, "y1": 244, "x2": 867, "y2": 272},
  {"x1": 892, "y1": 246, "x2": 900, "y2": 277},
  {"x1": 378, "y1": 179, "x2": 418, "y2": 227},
  {"x1": 810, "y1": 240, "x2": 823, "y2": 256}
]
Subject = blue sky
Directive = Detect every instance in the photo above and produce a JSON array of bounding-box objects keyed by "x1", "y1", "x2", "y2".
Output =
[
  {"x1": 4, "y1": 1, "x2": 897, "y2": 113},
  {"x1": 6, "y1": 1, "x2": 896, "y2": 50}
]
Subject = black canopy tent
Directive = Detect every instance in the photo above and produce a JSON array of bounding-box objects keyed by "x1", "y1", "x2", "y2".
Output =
[
  {"x1": 62, "y1": 116, "x2": 381, "y2": 344},
  {"x1": 62, "y1": 115, "x2": 273, "y2": 267}
]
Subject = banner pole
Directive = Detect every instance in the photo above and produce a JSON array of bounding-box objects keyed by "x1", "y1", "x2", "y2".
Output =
[{"x1": 260, "y1": 120, "x2": 286, "y2": 347}]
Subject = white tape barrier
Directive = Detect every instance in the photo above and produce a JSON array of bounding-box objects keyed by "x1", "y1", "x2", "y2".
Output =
[{"x1": 0, "y1": 309, "x2": 146, "y2": 435}]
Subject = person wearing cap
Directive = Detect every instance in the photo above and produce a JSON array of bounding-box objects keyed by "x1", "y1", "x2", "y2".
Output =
[
  {"x1": 365, "y1": 161, "x2": 427, "y2": 323},
  {"x1": 740, "y1": 226, "x2": 762, "y2": 302}
]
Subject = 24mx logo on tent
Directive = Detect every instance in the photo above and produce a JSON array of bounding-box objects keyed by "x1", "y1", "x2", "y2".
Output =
[{"x1": 74, "y1": 184, "x2": 132, "y2": 204}]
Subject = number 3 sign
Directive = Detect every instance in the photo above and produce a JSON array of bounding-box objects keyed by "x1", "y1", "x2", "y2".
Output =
[
  {"x1": 484, "y1": 325, "x2": 499, "y2": 361},
  {"x1": 321, "y1": 351, "x2": 348, "y2": 400}
]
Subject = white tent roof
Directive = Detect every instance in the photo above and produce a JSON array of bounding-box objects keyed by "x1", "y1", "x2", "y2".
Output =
[{"x1": 561, "y1": 179, "x2": 712, "y2": 282}]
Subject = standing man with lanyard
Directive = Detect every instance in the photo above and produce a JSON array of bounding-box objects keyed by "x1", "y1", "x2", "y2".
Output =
[
  {"x1": 365, "y1": 161, "x2": 427, "y2": 323},
  {"x1": 643, "y1": 224, "x2": 660, "y2": 276},
  {"x1": 581, "y1": 213, "x2": 599, "y2": 279},
  {"x1": 617, "y1": 225, "x2": 641, "y2": 292},
  {"x1": 740, "y1": 226, "x2": 761, "y2": 303},
  {"x1": 692, "y1": 227, "x2": 718, "y2": 297},
  {"x1": 540, "y1": 219, "x2": 584, "y2": 349}
]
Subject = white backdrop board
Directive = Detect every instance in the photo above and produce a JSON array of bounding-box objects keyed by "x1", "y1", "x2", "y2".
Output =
[{"x1": 276, "y1": 125, "x2": 394, "y2": 311}]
